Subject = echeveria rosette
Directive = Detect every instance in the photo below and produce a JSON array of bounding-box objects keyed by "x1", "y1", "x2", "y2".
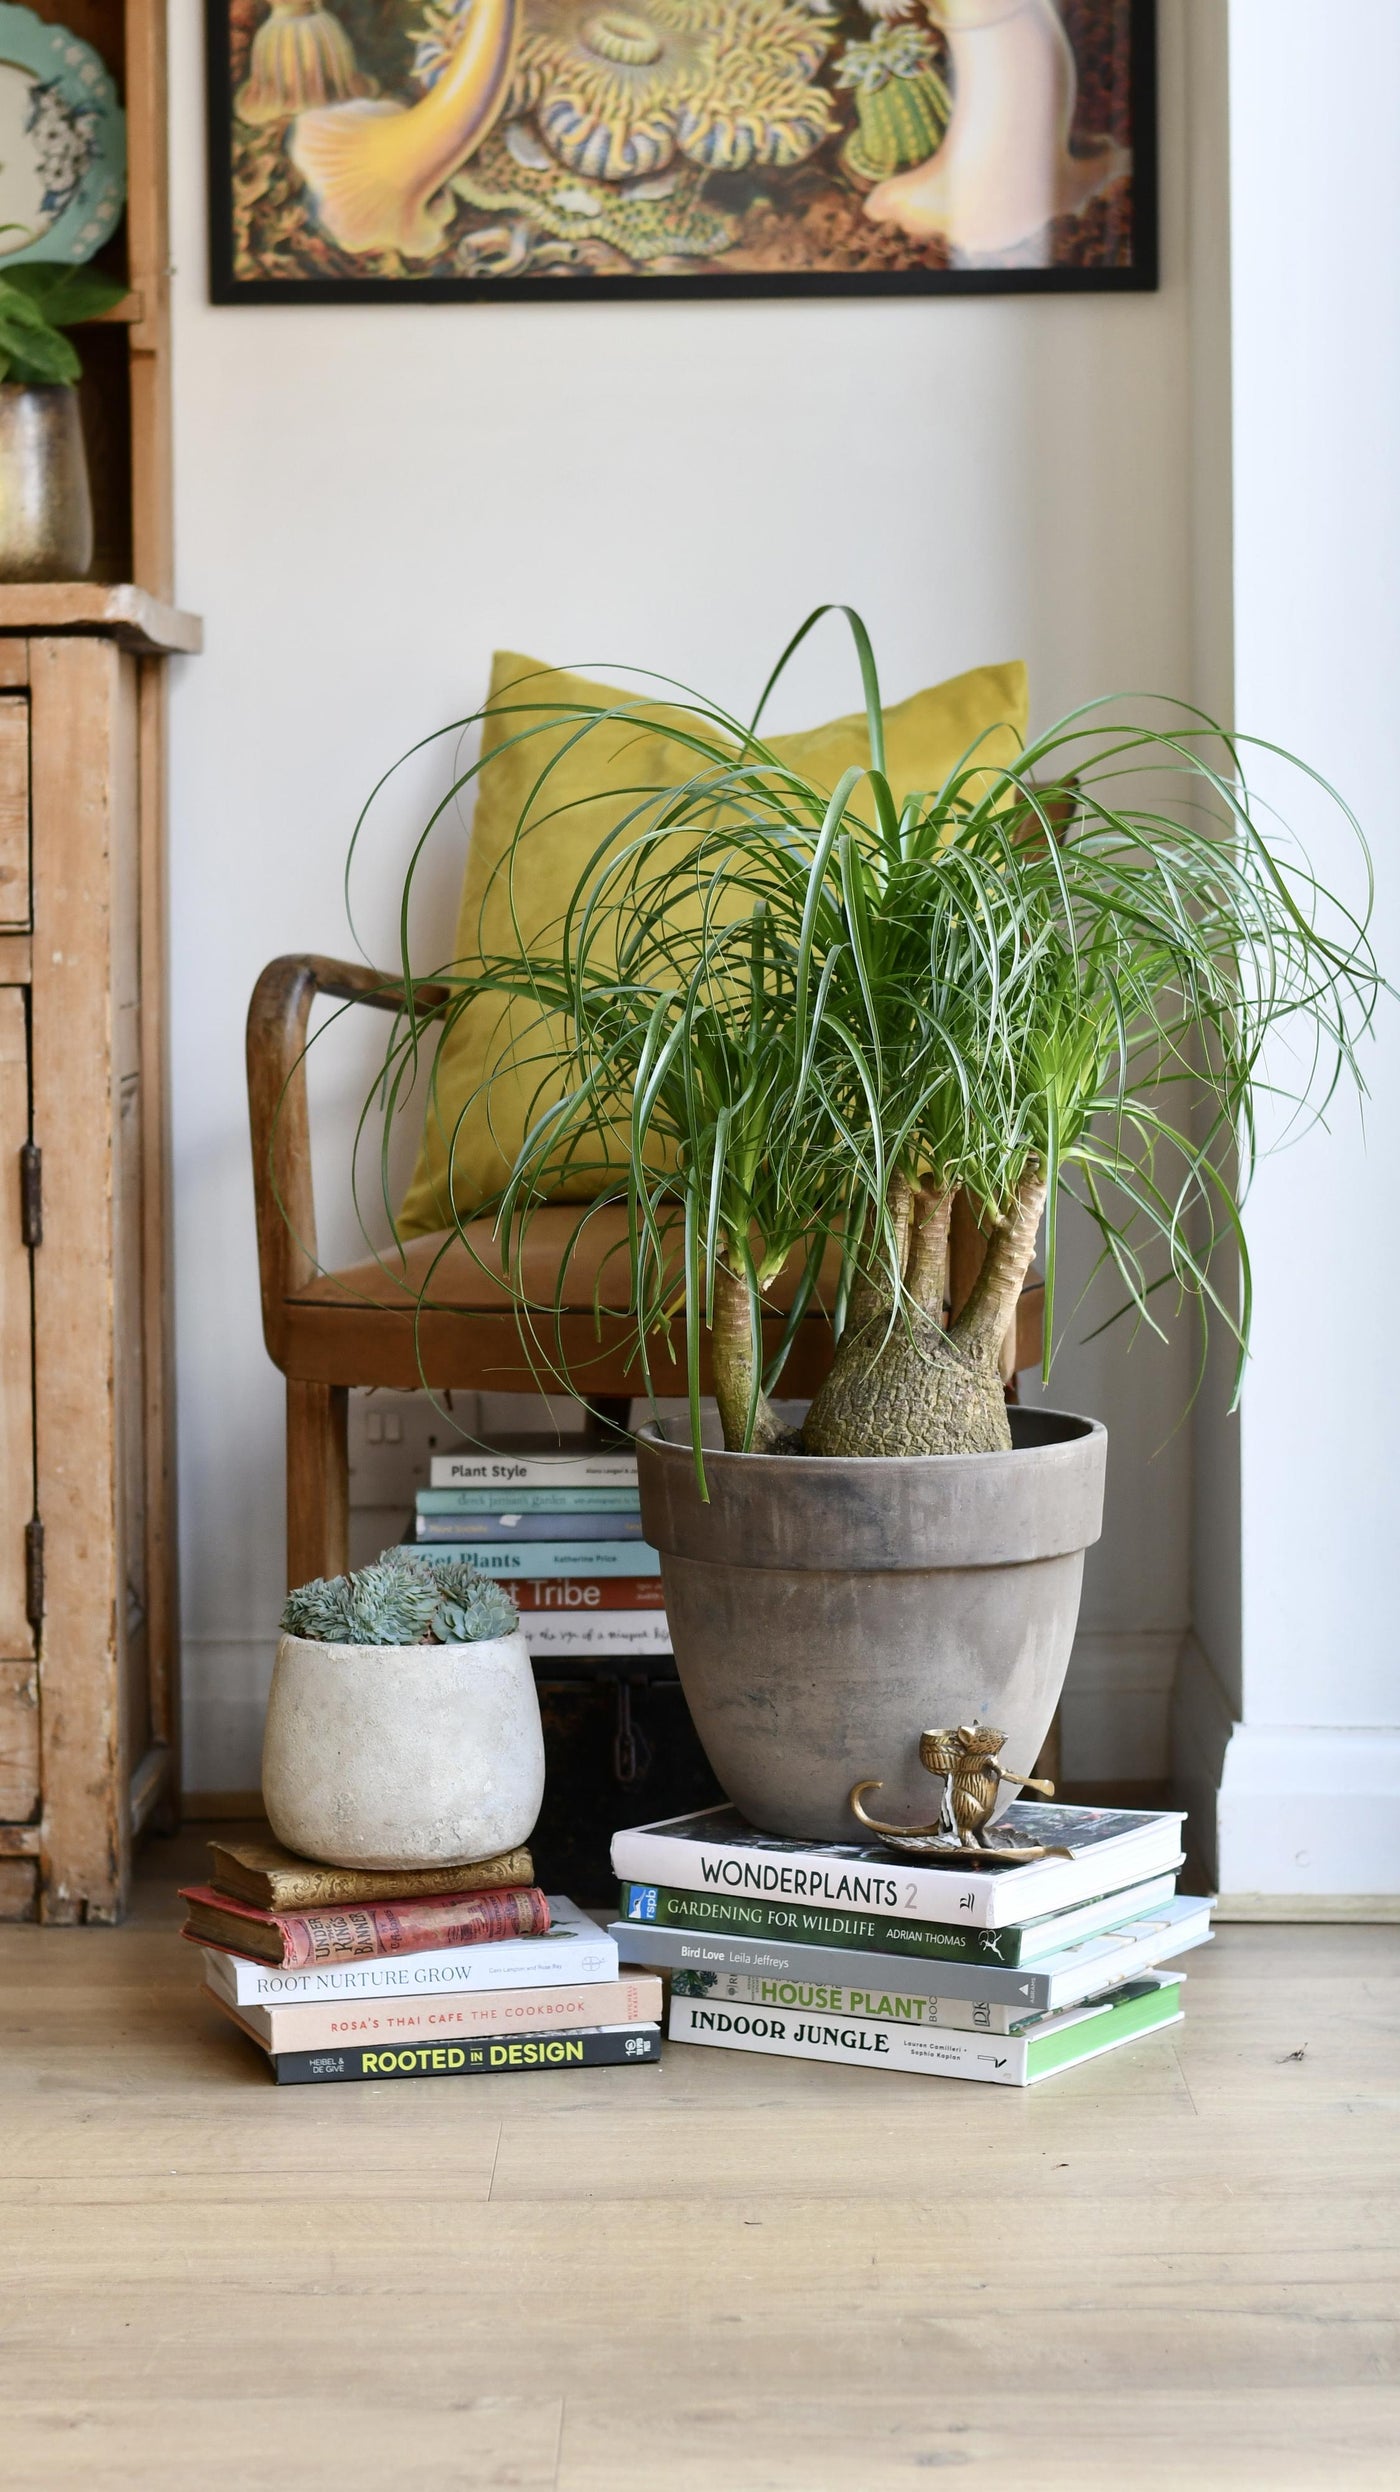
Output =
[{"x1": 281, "y1": 1554, "x2": 519, "y2": 1645}]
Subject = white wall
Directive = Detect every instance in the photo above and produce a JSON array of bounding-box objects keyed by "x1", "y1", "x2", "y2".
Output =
[
  {"x1": 167, "y1": 2, "x2": 1197, "y2": 1788},
  {"x1": 1177, "y1": 0, "x2": 1400, "y2": 1895}
]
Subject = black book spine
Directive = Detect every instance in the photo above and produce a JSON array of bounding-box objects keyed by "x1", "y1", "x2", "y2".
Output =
[{"x1": 269, "y1": 2024, "x2": 661, "y2": 2086}]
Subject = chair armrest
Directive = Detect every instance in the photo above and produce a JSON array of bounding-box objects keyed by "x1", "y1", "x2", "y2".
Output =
[{"x1": 246, "y1": 954, "x2": 449, "y2": 1364}]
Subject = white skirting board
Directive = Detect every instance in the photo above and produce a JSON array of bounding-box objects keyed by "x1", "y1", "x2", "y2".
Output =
[{"x1": 1174, "y1": 1636, "x2": 1400, "y2": 1899}]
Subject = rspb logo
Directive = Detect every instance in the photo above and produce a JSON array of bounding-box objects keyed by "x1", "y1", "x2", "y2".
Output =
[{"x1": 627, "y1": 1887, "x2": 659, "y2": 1921}]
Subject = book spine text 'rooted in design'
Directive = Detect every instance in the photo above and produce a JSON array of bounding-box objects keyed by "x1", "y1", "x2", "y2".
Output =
[{"x1": 269, "y1": 2024, "x2": 662, "y2": 2085}]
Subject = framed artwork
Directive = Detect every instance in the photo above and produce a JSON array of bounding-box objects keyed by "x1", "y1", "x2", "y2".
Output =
[{"x1": 207, "y1": 0, "x2": 1157, "y2": 302}]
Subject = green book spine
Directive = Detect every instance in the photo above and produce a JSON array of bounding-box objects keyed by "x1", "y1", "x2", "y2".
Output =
[
  {"x1": 1025, "y1": 1981, "x2": 1181, "y2": 2080},
  {"x1": 618, "y1": 1884, "x2": 1039, "y2": 1966},
  {"x1": 421, "y1": 1541, "x2": 661, "y2": 1578}
]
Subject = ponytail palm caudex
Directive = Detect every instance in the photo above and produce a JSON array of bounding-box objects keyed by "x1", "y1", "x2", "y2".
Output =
[{"x1": 350, "y1": 611, "x2": 1380, "y2": 1470}]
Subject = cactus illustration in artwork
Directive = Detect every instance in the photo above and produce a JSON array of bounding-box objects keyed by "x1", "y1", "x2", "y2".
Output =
[{"x1": 835, "y1": 21, "x2": 951, "y2": 185}]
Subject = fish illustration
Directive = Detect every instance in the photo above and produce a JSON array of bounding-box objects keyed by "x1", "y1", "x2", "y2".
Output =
[{"x1": 290, "y1": 0, "x2": 521, "y2": 258}]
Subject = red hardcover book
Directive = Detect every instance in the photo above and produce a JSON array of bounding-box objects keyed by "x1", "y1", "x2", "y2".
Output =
[
  {"x1": 512, "y1": 1578, "x2": 665, "y2": 1610},
  {"x1": 178, "y1": 1883, "x2": 550, "y2": 1970}
]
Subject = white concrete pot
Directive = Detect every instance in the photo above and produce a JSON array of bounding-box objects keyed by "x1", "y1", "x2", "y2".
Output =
[{"x1": 261, "y1": 1630, "x2": 545, "y2": 1872}]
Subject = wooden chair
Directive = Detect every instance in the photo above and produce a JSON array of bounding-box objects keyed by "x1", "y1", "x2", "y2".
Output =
[{"x1": 247, "y1": 954, "x2": 1045, "y2": 1589}]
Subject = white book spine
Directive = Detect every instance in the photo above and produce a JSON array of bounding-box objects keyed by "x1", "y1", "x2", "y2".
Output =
[
  {"x1": 201, "y1": 1926, "x2": 619, "y2": 2007},
  {"x1": 667, "y1": 1989, "x2": 1182, "y2": 2085},
  {"x1": 521, "y1": 1612, "x2": 672, "y2": 1657},
  {"x1": 613, "y1": 1819, "x2": 1180, "y2": 1931},
  {"x1": 678, "y1": 1972, "x2": 1038, "y2": 2037},
  {"x1": 668, "y1": 1992, "x2": 1040, "y2": 2082},
  {"x1": 430, "y1": 1454, "x2": 638, "y2": 1488}
]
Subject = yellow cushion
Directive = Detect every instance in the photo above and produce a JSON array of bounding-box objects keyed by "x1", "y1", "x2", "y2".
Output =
[{"x1": 398, "y1": 650, "x2": 1029, "y2": 1235}]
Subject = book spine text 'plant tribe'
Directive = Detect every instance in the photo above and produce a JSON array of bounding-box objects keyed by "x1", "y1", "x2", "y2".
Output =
[
  {"x1": 511, "y1": 1577, "x2": 666, "y2": 1610},
  {"x1": 267, "y1": 2023, "x2": 662, "y2": 2085}
]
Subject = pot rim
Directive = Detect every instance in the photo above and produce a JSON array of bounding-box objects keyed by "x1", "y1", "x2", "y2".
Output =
[
  {"x1": 635, "y1": 1407, "x2": 1106, "y2": 1470},
  {"x1": 274, "y1": 1626, "x2": 531, "y2": 1663}
]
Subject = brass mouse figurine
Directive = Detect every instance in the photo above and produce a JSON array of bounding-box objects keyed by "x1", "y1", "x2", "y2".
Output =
[{"x1": 850, "y1": 1720, "x2": 1062, "y2": 1860}]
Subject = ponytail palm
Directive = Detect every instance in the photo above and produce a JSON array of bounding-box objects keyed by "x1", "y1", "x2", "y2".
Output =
[{"x1": 350, "y1": 610, "x2": 1380, "y2": 1465}]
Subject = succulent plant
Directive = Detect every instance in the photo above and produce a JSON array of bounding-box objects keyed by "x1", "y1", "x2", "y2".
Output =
[
  {"x1": 380, "y1": 1549, "x2": 520, "y2": 1645},
  {"x1": 279, "y1": 1553, "x2": 518, "y2": 1646},
  {"x1": 280, "y1": 1573, "x2": 359, "y2": 1642}
]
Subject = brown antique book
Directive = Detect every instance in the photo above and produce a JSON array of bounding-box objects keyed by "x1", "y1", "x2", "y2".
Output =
[
  {"x1": 179, "y1": 1884, "x2": 550, "y2": 1970},
  {"x1": 207, "y1": 1834, "x2": 534, "y2": 1913}
]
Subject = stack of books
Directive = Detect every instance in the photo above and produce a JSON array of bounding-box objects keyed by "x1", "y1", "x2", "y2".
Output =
[
  {"x1": 411, "y1": 1433, "x2": 669, "y2": 1663},
  {"x1": 610, "y1": 1801, "x2": 1211, "y2": 2087},
  {"x1": 183, "y1": 1834, "x2": 662, "y2": 2086}
]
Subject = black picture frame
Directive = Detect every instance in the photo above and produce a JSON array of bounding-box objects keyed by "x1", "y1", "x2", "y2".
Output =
[{"x1": 207, "y1": 0, "x2": 1158, "y2": 305}]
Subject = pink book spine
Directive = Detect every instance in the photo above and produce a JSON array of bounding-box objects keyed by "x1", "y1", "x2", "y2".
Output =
[{"x1": 276, "y1": 1886, "x2": 551, "y2": 1970}]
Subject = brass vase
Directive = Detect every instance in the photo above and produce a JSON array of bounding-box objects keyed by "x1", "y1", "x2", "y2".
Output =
[{"x1": 0, "y1": 384, "x2": 95, "y2": 583}]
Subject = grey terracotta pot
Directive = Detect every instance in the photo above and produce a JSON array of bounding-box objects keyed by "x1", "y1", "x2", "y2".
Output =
[{"x1": 637, "y1": 1409, "x2": 1107, "y2": 1843}]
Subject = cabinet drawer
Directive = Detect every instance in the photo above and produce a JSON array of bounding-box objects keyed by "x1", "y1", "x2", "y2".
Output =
[{"x1": 0, "y1": 698, "x2": 27, "y2": 927}]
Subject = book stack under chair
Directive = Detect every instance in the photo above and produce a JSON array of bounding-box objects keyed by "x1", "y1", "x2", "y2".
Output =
[
  {"x1": 611, "y1": 1801, "x2": 1212, "y2": 2086},
  {"x1": 182, "y1": 1838, "x2": 662, "y2": 2086},
  {"x1": 411, "y1": 1435, "x2": 668, "y2": 1662}
]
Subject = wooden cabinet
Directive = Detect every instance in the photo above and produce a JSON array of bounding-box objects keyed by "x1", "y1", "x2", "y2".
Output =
[
  {"x1": 0, "y1": 591, "x2": 199, "y2": 1921},
  {"x1": 0, "y1": 5, "x2": 196, "y2": 1920}
]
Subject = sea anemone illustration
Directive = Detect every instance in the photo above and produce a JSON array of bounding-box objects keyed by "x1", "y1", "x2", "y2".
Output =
[{"x1": 418, "y1": 0, "x2": 836, "y2": 184}]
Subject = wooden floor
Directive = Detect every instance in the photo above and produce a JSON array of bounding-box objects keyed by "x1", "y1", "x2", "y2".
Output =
[{"x1": 2, "y1": 1829, "x2": 1397, "y2": 2491}]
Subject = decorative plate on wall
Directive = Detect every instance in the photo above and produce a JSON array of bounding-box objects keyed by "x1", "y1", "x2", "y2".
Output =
[
  {"x1": 207, "y1": 0, "x2": 1157, "y2": 303},
  {"x1": 0, "y1": 5, "x2": 126, "y2": 268}
]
